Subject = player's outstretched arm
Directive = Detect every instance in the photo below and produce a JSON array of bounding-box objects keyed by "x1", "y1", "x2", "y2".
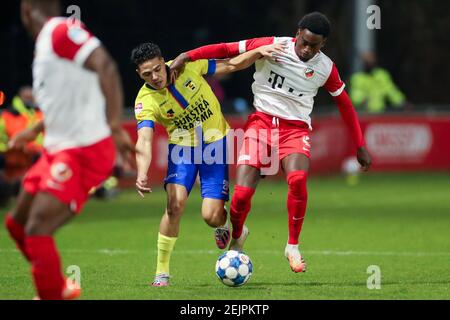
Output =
[
  {"x1": 84, "y1": 46, "x2": 136, "y2": 164},
  {"x1": 215, "y1": 43, "x2": 286, "y2": 75},
  {"x1": 170, "y1": 37, "x2": 275, "y2": 82},
  {"x1": 135, "y1": 127, "x2": 154, "y2": 198}
]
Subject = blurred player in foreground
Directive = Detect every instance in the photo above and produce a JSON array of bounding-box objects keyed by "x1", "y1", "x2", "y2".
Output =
[
  {"x1": 171, "y1": 12, "x2": 372, "y2": 273},
  {"x1": 4, "y1": 0, "x2": 134, "y2": 300},
  {"x1": 132, "y1": 42, "x2": 284, "y2": 286}
]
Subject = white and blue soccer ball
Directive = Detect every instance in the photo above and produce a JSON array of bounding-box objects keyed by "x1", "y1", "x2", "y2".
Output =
[{"x1": 215, "y1": 250, "x2": 253, "y2": 287}]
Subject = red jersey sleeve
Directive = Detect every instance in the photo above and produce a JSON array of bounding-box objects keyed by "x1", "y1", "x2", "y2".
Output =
[
  {"x1": 187, "y1": 37, "x2": 275, "y2": 61},
  {"x1": 324, "y1": 63, "x2": 346, "y2": 96},
  {"x1": 325, "y1": 64, "x2": 365, "y2": 148},
  {"x1": 51, "y1": 21, "x2": 101, "y2": 66}
]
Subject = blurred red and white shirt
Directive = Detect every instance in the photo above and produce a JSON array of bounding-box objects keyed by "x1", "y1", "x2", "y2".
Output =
[{"x1": 33, "y1": 17, "x2": 110, "y2": 154}]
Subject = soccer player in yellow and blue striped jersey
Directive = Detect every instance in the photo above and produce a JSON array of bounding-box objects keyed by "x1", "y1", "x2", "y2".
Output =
[{"x1": 131, "y1": 42, "x2": 283, "y2": 286}]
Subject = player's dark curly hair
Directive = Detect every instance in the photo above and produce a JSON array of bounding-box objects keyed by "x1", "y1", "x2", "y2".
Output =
[
  {"x1": 298, "y1": 12, "x2": 331, "y2": 38},
  {"x1": 131, "y1": 43, "x2": 162, "y2": 67}
]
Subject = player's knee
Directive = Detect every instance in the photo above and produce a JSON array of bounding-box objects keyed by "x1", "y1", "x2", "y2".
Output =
[
  {"x1": 203, "y1": 206, "x2": 225, "y2": 228},
  {"x1": 167, "y1": 200, "x2": 185, "y2": 218},
  {"x1": 287, "y1": 171, "x2": 308, "y2": 199}
]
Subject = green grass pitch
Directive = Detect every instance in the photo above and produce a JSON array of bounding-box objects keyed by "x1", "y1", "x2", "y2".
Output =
[{"x1": 1, "y1": 173, "x2": 450, "y2": 300}]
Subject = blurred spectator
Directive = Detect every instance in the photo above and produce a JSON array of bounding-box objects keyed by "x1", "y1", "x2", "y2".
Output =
[
  {"x1": 1, "y1": 85, "x2": 44, "y2": 153},
  {"x1": 350, "y1": 51, "x2": 411, "y2": 113},
  {"x1": 0, "y1": 114, "x2": 7, "y2": 153},
  {"x1": 0, "y1": 86, "x2": 43, "y2": 204}
]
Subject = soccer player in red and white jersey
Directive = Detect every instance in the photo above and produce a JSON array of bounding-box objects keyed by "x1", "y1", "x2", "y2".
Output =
[
  {"x1": 170, "y1": 12, "x2": 372, "y2": 273},
  {"x1": 4, "y1": 0, "x2": 134, "y2": 299}
]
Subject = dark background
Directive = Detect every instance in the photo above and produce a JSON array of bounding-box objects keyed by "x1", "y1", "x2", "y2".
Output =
[{"x1": 1, "y1": 0, "x2": 449, "y2": 113}]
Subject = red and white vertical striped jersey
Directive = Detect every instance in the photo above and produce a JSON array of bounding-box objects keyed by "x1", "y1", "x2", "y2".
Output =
[
  {"x1": 237, "y1": 37, "x2": 345, "y2": 129},
  {"x1": 33, "y1": 17, "x2": 111, "y2": 154}
]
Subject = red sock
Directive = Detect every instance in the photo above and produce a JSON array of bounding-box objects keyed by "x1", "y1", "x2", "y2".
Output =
[
  {"x1": 4, "y1": 214, "x2": 30, "y2": 261},
  {"x1": 25, "y1": 236, "x2": 65, "y2": 300},
  {"x1": 286, "y1": 171, "x2": 308, "y2": 245},
  {"x1": 230, "y1": 185, "x2": 255, "y2": 239}
]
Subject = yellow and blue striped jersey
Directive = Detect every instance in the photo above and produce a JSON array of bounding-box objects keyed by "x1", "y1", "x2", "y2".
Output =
[{"x1": 134, "y1": 59, "x2": 229, "y2": 146}]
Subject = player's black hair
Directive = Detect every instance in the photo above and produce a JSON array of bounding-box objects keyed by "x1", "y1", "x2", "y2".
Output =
[
  {"x1": 131, "y1": 43, "x2": 163, "y2": 67},
  {"x1": 298, "y1": 12, "x2": 331, "y2": 38}
]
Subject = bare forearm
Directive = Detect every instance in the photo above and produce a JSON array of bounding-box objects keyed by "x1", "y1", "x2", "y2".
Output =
[
  {"x1": 33, "y1": 120, "x2": 45, "y2": 135},
  {"x1": 215, "y1": 43, "x2": 284, "y2": 75},
  {"x1": 215, "y1": 49, "x2": 262, "y2": 75},
  {"x1": 7, "y1": 119, "x2": 44, "y2": 150},
  {"x1": 135, "y1": 138, "x2": 152, "y2": 179},
  {"x1": 228, "y1": 49, "x2": 263, "y2": 71},
  {"x1": 25, "y1": 120, "x2": 44, "y2": 141}
]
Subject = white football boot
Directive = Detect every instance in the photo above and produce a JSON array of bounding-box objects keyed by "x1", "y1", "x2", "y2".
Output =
[
  {"x1": 285, "y1": 244, "x2": 307, "y2": 273},
  {"x1": 229, "y1": 225, "x2": 249, "y2": 252}
]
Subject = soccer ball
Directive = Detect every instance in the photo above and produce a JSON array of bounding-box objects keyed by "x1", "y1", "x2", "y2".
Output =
[{"x1": 215, "y1": 250, "x2": 253, "y2": 287}]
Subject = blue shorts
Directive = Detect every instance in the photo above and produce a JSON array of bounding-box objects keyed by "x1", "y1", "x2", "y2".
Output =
[{"x1": 164, "y1": 137, "x2": 229, "y2": 201}]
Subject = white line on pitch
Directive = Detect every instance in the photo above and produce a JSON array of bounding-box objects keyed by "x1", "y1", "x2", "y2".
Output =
[{"x1": 1, "y1": 248, "x2": 450, "y2": 257}]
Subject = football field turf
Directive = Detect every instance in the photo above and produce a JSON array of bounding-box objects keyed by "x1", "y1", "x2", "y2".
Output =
[{"x1": 1, "y1": 173, "x2": 449, "y2": 300}]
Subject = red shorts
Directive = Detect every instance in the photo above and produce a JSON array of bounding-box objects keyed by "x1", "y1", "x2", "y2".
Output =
[
  {"x1": 237, "y1": 112, "x2": 311, "y2": 169},
  {"x1": 23, "y1": 137, "x2": 115, "y2": 213}
]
